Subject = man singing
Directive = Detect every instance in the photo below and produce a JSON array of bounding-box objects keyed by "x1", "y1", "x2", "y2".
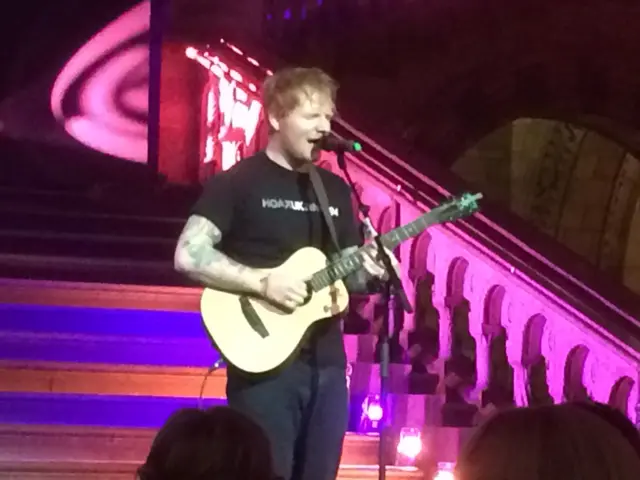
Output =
[{"x1": 174, "y1": 67, "x2": 389, "y2": 480}]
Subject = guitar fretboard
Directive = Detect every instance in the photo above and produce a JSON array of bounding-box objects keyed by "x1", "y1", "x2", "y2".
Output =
[{"x1": 308, "y1": 207, "x2": 446, "y2": 292}]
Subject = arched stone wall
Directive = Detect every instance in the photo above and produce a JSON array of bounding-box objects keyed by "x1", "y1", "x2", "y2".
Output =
[
  {"x1": 521, "y1": 314, "x2": 552, "y2": 405},
  {"x1": 377, "y1": 204, "x2": 396, "y2": 234},
  {"x1": 409, "y1": 232, "x2": 431, "y2": 282},
  {"x1": 564, "y1": 345, "x2": 591, "y2": 402},
  {"x1": 483, "y1": 285, "x2": 506, "y2": 328},
  {"x1": 446, "y1": 257, "x2": 469, "y2": 305},
  {"x1": 609, "y1": 376, "x2": 635, "y2": 416},
  {"x1": 522, "y1": 314, "x2": 547, "y2": 367},
  {"x1": 482, "y1": 285, "x2": 512, "y2": 404}
]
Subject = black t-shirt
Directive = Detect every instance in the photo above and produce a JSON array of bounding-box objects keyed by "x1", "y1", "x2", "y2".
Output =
[{"x1": 191, "y1": 151, "x2": 362, "y2": 370}]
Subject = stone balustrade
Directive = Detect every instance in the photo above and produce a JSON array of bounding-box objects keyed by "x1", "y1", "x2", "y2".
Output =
[{"x1": 322, "y1": 152, "x2": 640, "y2": 424}]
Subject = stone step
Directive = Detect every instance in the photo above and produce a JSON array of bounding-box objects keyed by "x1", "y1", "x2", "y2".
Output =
[
  {"x1": 0, "y1": 460, "x2": 422, "y2": 480},
  {"x1": 0, "y1": 425, "x2": 391, "y2": 469},
  {"x1": 0, "y1": 254, "x2": 189, "y2": 286},
  {"x1": 0, "y1": 311, "x2": 411, "y2": 373},
  {"x1": 0, "y1": 392, "x2": 226, "y2": 428},
  {"x1": 0, "y1": 278, "x2": 200, "y2": 313},
  {"x1": 0, "y1": 230, "x2": 175, "y2": 261},
  {"x1": 0, "y1": 360, "x2": 442, "y2": 436},
  {"x1": 0, "y1": 188, "x2": 107, "y2": 214},
  {"x1": 0, "y1": 361, "x2": 228, "y2": 400},
  {"x1": 0, "y1": 206, "x2": 183, "y2": 239},
  {"x1": 0, "y1": 330, "x2": 216, "y2": 367}
]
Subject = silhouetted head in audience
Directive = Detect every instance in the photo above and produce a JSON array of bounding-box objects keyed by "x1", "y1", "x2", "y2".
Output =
[
  {"x1": 137, "y1": 406, "x2": 276, "y2": 480},
  {"x1": 573, "y1": 401, "x2": 640, "y2": 459},
  {"x1": 455, "y1": 403, "x2": 640, "y2": 480}
]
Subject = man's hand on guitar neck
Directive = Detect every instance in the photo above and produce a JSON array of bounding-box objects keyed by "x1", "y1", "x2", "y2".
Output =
[
  {"x1": 341, "y1": 244, "x2": 399, "y2": 294},
  {"x1": 361, "y1": 243, "x2": 398, "y2": 280},
  {"x1": 260, "y1": 271, "x2": 308, "y2": 311}
]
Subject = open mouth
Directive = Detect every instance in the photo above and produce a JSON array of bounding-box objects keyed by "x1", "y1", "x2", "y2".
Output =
[
  {"x1": 308, "y1": 140, "x2": 322, "y2": 160},
  {"x1": 308, "y1": 138, "x2": 322, "y2": 151}
]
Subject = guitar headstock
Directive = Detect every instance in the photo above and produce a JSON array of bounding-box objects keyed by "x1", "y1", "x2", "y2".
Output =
[{"x1": 435, "y1": 192, "x2": 483, "y2": 222}]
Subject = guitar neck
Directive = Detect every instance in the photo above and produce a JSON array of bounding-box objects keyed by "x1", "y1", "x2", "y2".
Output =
[{"x1": 308, "y1": 208, "x2": 441, "y2": 292}]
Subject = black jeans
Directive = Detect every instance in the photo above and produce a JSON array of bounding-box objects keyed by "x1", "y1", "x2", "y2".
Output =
[{"x1": 226, "y1": 359, "x2": 348, "y2": 480}]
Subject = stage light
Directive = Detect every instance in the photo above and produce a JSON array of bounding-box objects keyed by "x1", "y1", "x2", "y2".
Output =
[
  {"x1": 433, "y1": 462, "x2": 455, "y2": 480},
  {"x1": 360, "y1": 394, "x2": 383, "y2": 431},
  {"x1": 395, "y1": 427, "x2": 422, "y2": 465},
  {"x1": 364, "y1": 394, "x2": 383, "y2": 421}
]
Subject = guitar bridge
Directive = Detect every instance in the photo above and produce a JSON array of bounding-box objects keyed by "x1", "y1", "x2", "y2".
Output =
[{"x1": 239, "y1": 296, "x2": 269, "y2": 338}]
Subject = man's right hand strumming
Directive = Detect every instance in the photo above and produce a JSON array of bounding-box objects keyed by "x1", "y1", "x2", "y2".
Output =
[{"x1": 261, "y1": 272, "x2": 308, "y2": 311}]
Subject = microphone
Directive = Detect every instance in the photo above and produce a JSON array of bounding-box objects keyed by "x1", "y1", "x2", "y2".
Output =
[{"x1": 318, "y1": 135, "x2": 363, "y2": 154}]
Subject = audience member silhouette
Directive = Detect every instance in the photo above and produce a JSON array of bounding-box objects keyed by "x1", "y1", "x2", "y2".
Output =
[
  {"x1": 573, "y1": 401, "x2": 640, "y2": 458},
  {"x1": 455, "y1": 403, "x2": 640, "y2": 480},
  {"x1": 137, "y1": 406, "x2": 277, "y2": 480}
]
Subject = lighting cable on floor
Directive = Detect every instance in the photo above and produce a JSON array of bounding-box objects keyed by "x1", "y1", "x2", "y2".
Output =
[{"x1": 198, "y1": 358, "x2": 225, "y2": 410}]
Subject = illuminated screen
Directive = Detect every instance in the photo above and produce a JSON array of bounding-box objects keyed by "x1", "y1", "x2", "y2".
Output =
[
  {"x1": 0, "y1": 0, "x2": 150, "y2": 164},
  {"x1": 159, "y1": 9, "x2": 271, "y2": 184},
  {"x1": 188, "y1": 46, "x2": 266, "y2": 172}
]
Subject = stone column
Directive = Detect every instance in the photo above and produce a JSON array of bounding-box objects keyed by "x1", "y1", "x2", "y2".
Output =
[
  {"x1": 467, "y1": 296, "x2": 490, "y2": 399},
  {"x1": 433, "y1": 298, "x2": 453, "y2": 370},
  {"x1": 431, "y1": 251, "x2": 453, "y2": 363},
  {"x1": 503, "y1": 311, "x2": 530, "y2": 407},
  {"x1": 542, "y1": 326, "x2": 576, "y2": 404}
]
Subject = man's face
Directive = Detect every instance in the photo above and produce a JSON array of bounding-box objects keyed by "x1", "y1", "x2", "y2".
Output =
[{"x1": 271, "y1": 89, "x2": 335, "y2": 163}]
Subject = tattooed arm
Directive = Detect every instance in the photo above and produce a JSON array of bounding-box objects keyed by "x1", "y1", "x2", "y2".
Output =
[{"x1": 174, "y1": 215, "x2": 265, "y2": 295}]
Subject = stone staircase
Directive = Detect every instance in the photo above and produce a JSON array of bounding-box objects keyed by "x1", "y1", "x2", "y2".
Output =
[
  {"x1": 0, "y1": 201, "x2": 428, "y2": 480},
  {"x1": 0, "y1": 290, "x2": 427, "y2": 478},
  {"x1": 0, "y1": 185, "x2": 190, "y2": 286},
  {"x1": 0, "y1": 425, "x2": 424, "y2": 480}
]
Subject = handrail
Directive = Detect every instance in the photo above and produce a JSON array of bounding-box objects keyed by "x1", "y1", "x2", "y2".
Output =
[
  {"x1": 329, "y1": 120, "x2": 640, "y2": 355},
  {"x1": 333, "y1": 120, "x2": 638, "y2": 324}
]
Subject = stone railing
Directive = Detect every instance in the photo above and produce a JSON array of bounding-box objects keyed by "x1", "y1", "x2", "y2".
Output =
[{"x1": 318, "y1": 145, "x2": 640, "y2": 424}]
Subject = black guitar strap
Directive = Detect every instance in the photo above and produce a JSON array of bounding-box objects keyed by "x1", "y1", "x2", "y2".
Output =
[{"x1": 308, "y1": 165, "x2": 341, "y2": 254}]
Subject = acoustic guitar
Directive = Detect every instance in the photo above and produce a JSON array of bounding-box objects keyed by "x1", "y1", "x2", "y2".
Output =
[{"x1": 200, "y1": 192, "x2": 482, "y2": 374}]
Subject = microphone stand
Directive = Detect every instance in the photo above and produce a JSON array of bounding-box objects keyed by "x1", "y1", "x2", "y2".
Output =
[{"x1": 336, "y1": 150, "x2": 413, "y2": 480}]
